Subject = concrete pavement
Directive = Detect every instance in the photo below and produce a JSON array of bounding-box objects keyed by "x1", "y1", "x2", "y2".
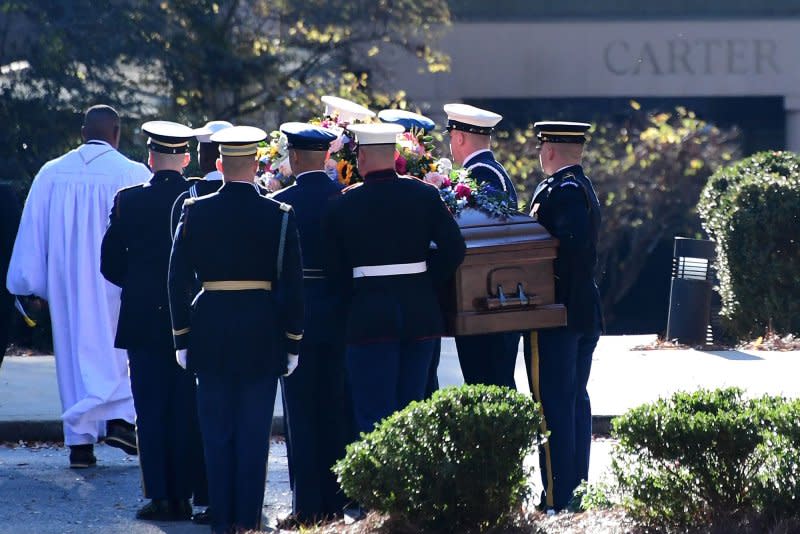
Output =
[{"x1": 2, "y1": 335, "x2": 799, "y2": 442}]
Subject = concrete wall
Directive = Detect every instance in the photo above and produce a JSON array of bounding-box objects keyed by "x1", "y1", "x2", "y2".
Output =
[{"x1": 384, "y1": 19, "x2": 800, "y2": 149}]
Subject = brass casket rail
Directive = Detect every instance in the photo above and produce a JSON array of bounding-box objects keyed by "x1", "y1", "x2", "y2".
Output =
[{"x1": 441, "y1": 208, "x2": 567, "y2": 336}]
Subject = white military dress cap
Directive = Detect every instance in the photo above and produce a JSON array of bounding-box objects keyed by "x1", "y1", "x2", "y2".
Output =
[
  {"x1": 210, "y1": 125, "x2": 267, "y2": 157},
  {"x1": 348, "y1": 123, "x2": 404, "y2": 146},
  {"x1": 443, "y1": 103, "x2": 503, "y2": 135},
  {"x1": 193, "y1": 120, "x2": 234, "y2": 143},
  {"x1": 321, "y1": 95, "x2": 376, "y2": 123}
]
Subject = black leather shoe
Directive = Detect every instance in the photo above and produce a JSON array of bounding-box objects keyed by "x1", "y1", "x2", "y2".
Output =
[
  {"x1": 169, "y1": 499, "x2": 193, "y2": 521},
  {"x1": 105, "y1": 419, "x2": 138, "y2": 455},
  {"x1": 69, "y1": 445, "x2": 97, "y2": 469},
  {"x1": 135, "y1": 499, "x2": 192, "y2": 521},
  {"x1": 191, "y1": 507, "x2": 211, "y2": 525},
  {"x1": 136, "y1": 500, "x2": 174, "y2": 521}
]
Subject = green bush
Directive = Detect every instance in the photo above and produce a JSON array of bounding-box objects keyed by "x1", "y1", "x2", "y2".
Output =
[
  {"x1": 611, "y1": 388, "x2": 800, "y2": 532},
  {"x1": 698, "y1": 151, "x2": 800, "y2": 340},
  {"x1": 333, "y1": 385, "x2": 542, "y2": 533}
]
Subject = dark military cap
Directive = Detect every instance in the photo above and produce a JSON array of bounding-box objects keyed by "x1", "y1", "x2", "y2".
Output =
[
  {"x1": 534, "y1": 121, "x2": 592, "y2": 144},
  {"x1": 377, "y1": 109, "x2": 436, "y2": 133},
  {"x1": 141, "y1": 120, "x2": 195, "y2": 154},
  {"x1": 279, "y1": 122, "x2": 337, "y2": 151},
  {"x1": 210, "y1": 125, "x2": 267, "y2": 157}
]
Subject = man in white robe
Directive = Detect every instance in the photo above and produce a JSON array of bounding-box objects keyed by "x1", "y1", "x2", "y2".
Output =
[{"x1": 6, "y1": 105, "x2": 151, "y2": 467}]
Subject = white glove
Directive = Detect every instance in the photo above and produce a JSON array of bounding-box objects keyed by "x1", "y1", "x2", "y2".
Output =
[
  {"x1": 284, "y1": 354, "x2": 299, "y2": 376},
  {"x1": 176, "y1": 349, "x2": 188, "y2": 370}
]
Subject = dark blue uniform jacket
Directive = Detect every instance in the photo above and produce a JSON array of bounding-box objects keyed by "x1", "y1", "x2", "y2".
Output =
[
  {"x1": 101, "y1": 170, "x2": 189, "y2": 350},
  {"x1": 272, "y1": 170, "x2": 344, "y2": 342},
  {"x1": 531, "y1": 164, "x2": 603, "y2": 332},
  {"x1": 168, "y1": 181, "x2": 304, "y2": 377},
  {"x1": 464, "y1": 149, "x2": 518, "y2": 208}
]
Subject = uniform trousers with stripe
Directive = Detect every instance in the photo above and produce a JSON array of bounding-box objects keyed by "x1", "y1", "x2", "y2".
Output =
[
  {"x1": 196, "y1": 371, "x2": 277, "y2": 534},
  {"x1": 127, "y1": 349, "x2": 202, "y2": 501},
  {"x1": 524, "y1": 327, "x2": 599, "y2": 510}
]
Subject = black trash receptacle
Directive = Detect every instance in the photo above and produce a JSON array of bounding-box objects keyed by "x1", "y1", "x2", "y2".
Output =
[{"x1": 666, "y1": 237, "x2": 715, "y2": 345}]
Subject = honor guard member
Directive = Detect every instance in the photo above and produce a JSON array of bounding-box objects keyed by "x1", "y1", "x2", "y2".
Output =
[
  {"x1": 271, "y1": 123, "x2": 352, "y2": 526},
  {"x1": 100, "y1": 120, "x2": 197, "y2": 521},
  {"x1": 166, "y1": 120, "x2": 234, "y2": 525},
  {"x1": 168, "y1": 125, "x2": 304, "y2": 534},
  {"x1": 524, "y1": 121, "x2": 603, "y2": 512},
  {"x1": 378, "y1": 109, "x2": 442, "y2": 399},
  {"x1": 170, "y1": 120, "x2": 233, "y2": 234},
  {"x1": 444, "y1": 103, "x2": 521, "y2": 388},
  {"x1": 322, "y1": 123, "x2": 466, "y2": 436}
]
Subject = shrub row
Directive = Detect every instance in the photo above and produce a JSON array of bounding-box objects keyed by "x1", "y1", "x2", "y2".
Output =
[
  {"x1": 612, "y1": 388, "x2": 800, "y2": 532},
  {"x1": 334, "y1": 385, "x2": 542, "y2": 533}
]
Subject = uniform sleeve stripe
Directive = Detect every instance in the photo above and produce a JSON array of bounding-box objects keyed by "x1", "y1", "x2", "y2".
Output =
[
  {"x1": 285, "y1": 332, "x2": 303, "y2": 341},
  {"x1": 173, "y1": 327, "x2": 191, "y2": 336}
]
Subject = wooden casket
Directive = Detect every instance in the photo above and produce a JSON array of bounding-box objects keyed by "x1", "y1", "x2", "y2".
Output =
[{"x1": 441, "y1": 208, "x2": 567, "y2": 336}]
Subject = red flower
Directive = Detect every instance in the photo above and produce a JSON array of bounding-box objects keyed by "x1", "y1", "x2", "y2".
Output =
[
  {"x1": 395, "y1": 152, "x2": 408, "y2": 175},
  {"x1": 454, "y1": 182, "x2": 472, "y2": 200},
  {"x1": 442, "y1": 176, "x2": 452, "y2": 188}
]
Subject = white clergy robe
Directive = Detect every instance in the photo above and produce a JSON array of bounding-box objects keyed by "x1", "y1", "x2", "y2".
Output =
[{"x1": 6, "y1": 141, "x2": 151, "y2": 445}]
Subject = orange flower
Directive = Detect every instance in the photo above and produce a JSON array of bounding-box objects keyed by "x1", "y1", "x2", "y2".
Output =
[
  {"x1": 337, "y1": 160, "x2": 349, "y2": 185},
  {"x1": 345, "y1": 162, "x2": 354, "y2": 184}
]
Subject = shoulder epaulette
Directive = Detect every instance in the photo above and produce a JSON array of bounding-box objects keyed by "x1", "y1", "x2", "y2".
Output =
[{"x1": 118, "y1": 183, "x2": 144, "y2": 194}]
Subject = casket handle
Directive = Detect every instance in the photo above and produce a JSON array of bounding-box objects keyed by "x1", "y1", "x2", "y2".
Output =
[{"x1": 483, "y1": 283, "x2": 543, "y2": 310}]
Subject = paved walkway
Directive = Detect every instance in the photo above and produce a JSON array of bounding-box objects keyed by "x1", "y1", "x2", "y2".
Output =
[{"x1": 2, "y1": 335, "x2": 799, "y2": 442}]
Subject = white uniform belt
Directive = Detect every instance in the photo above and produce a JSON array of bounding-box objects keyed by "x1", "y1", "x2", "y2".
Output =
[{"x1": 352, "y1": 261, "x2": 427, "y2": 278}]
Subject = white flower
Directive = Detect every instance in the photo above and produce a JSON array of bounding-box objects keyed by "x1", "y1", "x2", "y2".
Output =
[
  {"x1": 436, "y1": 158, "x2": 453, "y2": 175},
  {"x1": 277, "y1": 157, "x2": 291, "y2": 177},
  {"x1": 324, "y1": 158, "x2": 338, "y2": 181},
  {"x1": 277, "y1": 133, "x2": 288, "y2": 155}
]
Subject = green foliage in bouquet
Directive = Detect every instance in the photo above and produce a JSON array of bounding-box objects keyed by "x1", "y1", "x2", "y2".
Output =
[
  {"x1": 698, "y1": 151, "x2": 800, "y2": 340},
  {"x1": 334, "y1": 385, "x2": 543, "y2": 533},
  {"x1": 612, "y1": 388, "x2": 800, "y2": 532}
]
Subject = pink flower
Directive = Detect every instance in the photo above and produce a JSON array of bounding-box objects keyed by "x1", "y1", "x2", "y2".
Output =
[
  {"x1": 329, "y1": 136, "x2": 345, "y2": 154},
  {"x1": 442, "y1": 176, "x2": 452, "y2": 188},
  {"x1": 424, "y1": 172, "x2": 445, "y2": 188},
  {"x1": 454, "y1": 182, "x2": 472, "y2": 200},
  {"x1": 395, "y1": 152, "x2": 408, "y2": 175}
]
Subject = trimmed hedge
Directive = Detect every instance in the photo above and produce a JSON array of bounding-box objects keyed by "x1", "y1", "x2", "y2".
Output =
[
  {"x1": 612, "y1": 388, "x2": 800, "y2": 532},
  {"x1": 333, "y1": 385, "x2": 542, "y2": 533},
  {"x1": 697, "y1": 151, "x2": 800, "y2": 339}
]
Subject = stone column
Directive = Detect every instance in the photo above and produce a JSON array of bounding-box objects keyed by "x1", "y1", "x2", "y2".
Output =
[{"x1": 784, "y1": 96, "x2": 800, "y2": 153}]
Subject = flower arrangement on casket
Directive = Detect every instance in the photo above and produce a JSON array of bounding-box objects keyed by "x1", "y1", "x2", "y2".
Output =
[
  {"x1": 315, "y1": 96, "x2": 376, "y2": 186},
  {"x1": 423, "y1": 158, "x2": 518, "y2": 218},
  {"x1": 393, "y1": 129, "x2": 437, "y2": 180},
  {"x1": 256, "y1": 131, "x2": 291, "y2": 190}
]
